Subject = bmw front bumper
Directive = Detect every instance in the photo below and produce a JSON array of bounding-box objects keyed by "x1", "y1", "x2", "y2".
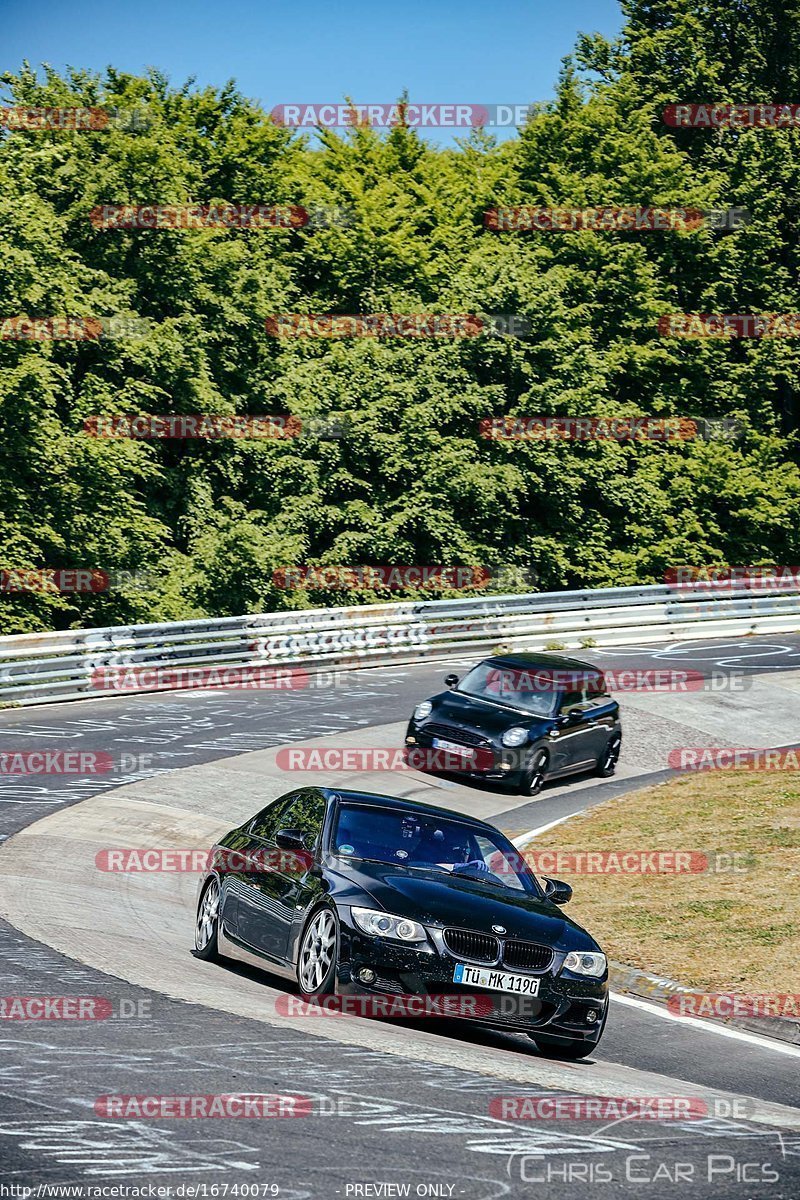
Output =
[{"x1": 334, "y1": 906, "x2": 608, "y2": 1043}]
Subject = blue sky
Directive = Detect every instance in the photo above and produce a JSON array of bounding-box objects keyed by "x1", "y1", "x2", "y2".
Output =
[{"x1": 2, "y1": 0, "x2": 623, "y2": 144}]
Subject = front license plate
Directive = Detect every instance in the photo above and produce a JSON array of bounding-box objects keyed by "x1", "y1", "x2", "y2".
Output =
[
  {"x1": 453, "y1": 963, "x2": 540, "y2": 995},
  {"x1": 431, "y1": 737, "x2": 473, "y2": 758}
]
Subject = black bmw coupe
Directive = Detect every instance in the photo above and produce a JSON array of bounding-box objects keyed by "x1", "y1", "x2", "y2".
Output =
[
  {"x1": 405, "y1": 651, "x2": 622, "y2": 795},
  {"x1": 193, "y1": 788, "x2": 609, "y2": 1058}
]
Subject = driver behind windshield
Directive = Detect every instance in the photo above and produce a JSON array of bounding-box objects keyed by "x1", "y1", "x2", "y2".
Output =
[
  {"x1": 333, "y1": 806, "x2": 519, "y2": 882},
  {"x1": 408, "y1": 824, "x2": 490, "y2": 874},
  {"x1": 458, "y1": 663, "x2": 557, "y2": 717}
]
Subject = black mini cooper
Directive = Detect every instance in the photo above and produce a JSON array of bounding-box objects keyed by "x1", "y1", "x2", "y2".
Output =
[
  {"x1": 194, "y1": 788, "x2": 609, "y2": 1058},
  {"x1": 405, "y1": 652, "x2": 621, "y2": 795}
]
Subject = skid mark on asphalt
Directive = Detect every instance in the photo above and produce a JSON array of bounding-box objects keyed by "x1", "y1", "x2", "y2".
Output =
[
  {"x1": 592, "y1": 639, "x2": 800, "y2": 670},
  {"x1": 0, "y1": 675, "x2": 413, "y2": 812},
  {"x1": 0, "y1": 1117, "x2": 265, "y2": 1178}
]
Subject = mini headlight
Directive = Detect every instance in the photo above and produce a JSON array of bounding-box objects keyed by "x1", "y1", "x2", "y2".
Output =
[
  {"x1": 413, "y1": 701, "x2": 433, "y2": 721},
  {"x1": 351, "y1": 906, "x2": 427, "y2": 942},
  {"x1": 501, "y1": 726, "x2": 529, "y2": 747},
  {"x1": 562, "y1": 951, "x2": 607, "y2": 978}
]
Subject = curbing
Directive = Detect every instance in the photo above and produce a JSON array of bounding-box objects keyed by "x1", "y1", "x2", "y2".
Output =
[{"x1": 609, "y1": 961, "x2": 800, "y2": 1046}]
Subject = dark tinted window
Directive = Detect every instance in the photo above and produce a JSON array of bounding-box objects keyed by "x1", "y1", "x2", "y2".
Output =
[
  {"x1": 456, "y1": 661, "x2": 559, "y2": 717},
  {"x1": 333, "y1": 804, "x2": 537, "y2": 893},
  {"x1": 249, "y1": 794, "x2": 296, "y2": 841},
  {"x1": 561, "y1": 674, "x2": 608, "y2": 708},
  {"x1": 279, "y1": 789, "x2": 327, "y2": 848},
  {"x1": 586, "y1": 673, "x2": 607, "y2": 697}
]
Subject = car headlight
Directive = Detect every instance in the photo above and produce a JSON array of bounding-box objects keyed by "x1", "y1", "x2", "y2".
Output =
[
  {"x1": 562, "y1": 951, "x2": 607, "y2": 978},
  {"x1": 413, "y1": 701, "x2": 433, "y2": 721},
  {"x1": 501, "y1": 726, "x2": 529, "y2": 747},
  {"x1": 351, "y1": 906, "x2": 427, "y2": 942}
]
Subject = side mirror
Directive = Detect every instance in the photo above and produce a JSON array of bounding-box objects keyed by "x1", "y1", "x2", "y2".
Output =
[
  {"x1": 444, "y1": 674, "x2": 459, "y2": 688},
  {"x1": 275, "y1": 828, "x2": 307, "y2": 851},
  {"x1": 543, "y1": 876, "x2": 573, "y2": 905},
  {"x1": 557, "y1": 709, "x2": 582, "y2": 727}
]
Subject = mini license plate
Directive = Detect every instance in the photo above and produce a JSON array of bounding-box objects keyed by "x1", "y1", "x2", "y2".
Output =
[{"x1": 431, "y1": 737, "x2": 473, "y2": 758}]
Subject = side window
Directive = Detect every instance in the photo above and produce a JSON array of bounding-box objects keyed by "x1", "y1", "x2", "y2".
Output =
[
  {"x1": 475, "y1": 835, "x2": 525, "y2": 891},
  {"x1": 277, "y1": 789, "x2": 327, "y2": 849},
  {"x1": 587, "y1": 673, "x2": 608, "y2": 698},
  {"x1": 249, "y1": 794, "x2": 296, "y2": 842},
  {"x1": 559, "y1": 687, "x2": 585, "y2": 712}
]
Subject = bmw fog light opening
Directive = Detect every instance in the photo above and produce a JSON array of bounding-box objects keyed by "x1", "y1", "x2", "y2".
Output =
[
  {"x1": 562, "y1": 951, "x2": 607, "y2": 978},
  {"x1": 501, "y1": 726, "x2": 529, "y2": 748},
  {"x1": 358, "y1": 967, "x2": 376, "y2": 985},
  {"x1": 351, "y1": 906, "x2": 427, "y2": 943},
  {"x1": 413, "y1": 701, "x2": 432, "y2": 721}
]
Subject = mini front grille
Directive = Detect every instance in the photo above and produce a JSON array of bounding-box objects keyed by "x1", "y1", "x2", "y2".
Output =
[
  {"x1": 424, "y1": 723, "x2": 492, "y2": 749},
  {"x1": 443, "y1": 928, "x2": 499, "y2": 963},
  {"x1": 502, "y1": 940, "x2": 554, "y2": 971}
]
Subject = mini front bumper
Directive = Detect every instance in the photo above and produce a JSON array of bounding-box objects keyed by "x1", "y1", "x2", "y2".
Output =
[
  {"x1": 403, "y1": 724, "x2": 532, "y2": 785},
  {"x1": 335, "y1": 906, "x2": 608, "y2": 1042}
]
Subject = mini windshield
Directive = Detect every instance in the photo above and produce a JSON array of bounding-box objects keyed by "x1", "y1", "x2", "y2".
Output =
[
  {"x1": 456, "y1": 661, "x2": 564, "y2": 717},
  {"x1": 332, "y1": 804, "x2": 538, "y2": 893}
]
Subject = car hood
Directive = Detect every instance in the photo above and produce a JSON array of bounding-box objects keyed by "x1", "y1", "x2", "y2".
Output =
[
  {"x1": 333, "y1": 858, "x2": 597, "y2": 950},
  {"x1": 429, "y1": 690, "x2": 554, "y2": 738}
]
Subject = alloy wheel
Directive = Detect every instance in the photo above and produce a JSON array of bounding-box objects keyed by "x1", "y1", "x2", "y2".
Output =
[
  {"x1": 599, "y1": 734, "x2": 622, "y2": 775},
  {"x1": 524, "y1": 750, "x2": 548, "y2": 796},
  {"x1": 195, "y1": 878, "x2": 219, "y2": 951},
  {"x1": 298, "y1": 908, "x2": 337, "y2": 994}
]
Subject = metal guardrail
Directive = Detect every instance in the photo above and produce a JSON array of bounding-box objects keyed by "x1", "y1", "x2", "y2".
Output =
[{"x1": 1, "y1": 582, "x2": 799, "y2": 706}]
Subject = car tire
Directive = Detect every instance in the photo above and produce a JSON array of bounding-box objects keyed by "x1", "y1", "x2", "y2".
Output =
[
  {"x1": 297, "y1": 906, "x2": 339, "y2": 998},
  {"x1": 520, "y1": 749, "x2": 549, "y2": 796},
  {"x1": 596, "y1": 733, "x2": 622, "y2": 778},
  {"x1": 193, "y1": 877, "x2": 221, "y2": 961}
]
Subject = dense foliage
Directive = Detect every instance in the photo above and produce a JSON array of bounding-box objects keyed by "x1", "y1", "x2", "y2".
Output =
[{"x1": 2, "y1": 0, "x2": 800, "y2": 632}]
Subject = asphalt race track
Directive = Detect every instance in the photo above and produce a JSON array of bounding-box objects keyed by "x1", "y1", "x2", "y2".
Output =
[{"x1": 1, "y1": 636, "x2": 800, "y2": 1199}]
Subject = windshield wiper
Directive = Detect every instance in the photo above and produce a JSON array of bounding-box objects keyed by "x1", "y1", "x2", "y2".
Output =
[
  {"x1": 334, "y1": 854, "x2": 391, "y2": 866},
  {"x1": 457, "y1": 690, "x2": 549, "y2": 718},
  {"x1": 449, "y1": 864, "x2": 506, "y2": 887}
]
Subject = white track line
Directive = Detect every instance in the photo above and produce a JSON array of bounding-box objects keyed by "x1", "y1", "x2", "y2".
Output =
[
  {"x1": 511, "y1": 813, "x2": 573, "y2": 846},
  {"x1": 611, "y1": 992, "x2": 800, "y2": 1058}
]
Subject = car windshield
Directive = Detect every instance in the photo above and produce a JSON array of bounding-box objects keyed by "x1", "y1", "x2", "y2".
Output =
[
  {"x1": 456, "y1": 661, "x2": 562, "y2": 717},
  {"x1": 331, "y1": 804, "x2": 537, "y2": 893}
]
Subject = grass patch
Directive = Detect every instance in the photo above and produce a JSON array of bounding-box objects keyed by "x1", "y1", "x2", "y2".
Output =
[{"x1": 522, "y1": 772, "x2": 800, "y2": 992}]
